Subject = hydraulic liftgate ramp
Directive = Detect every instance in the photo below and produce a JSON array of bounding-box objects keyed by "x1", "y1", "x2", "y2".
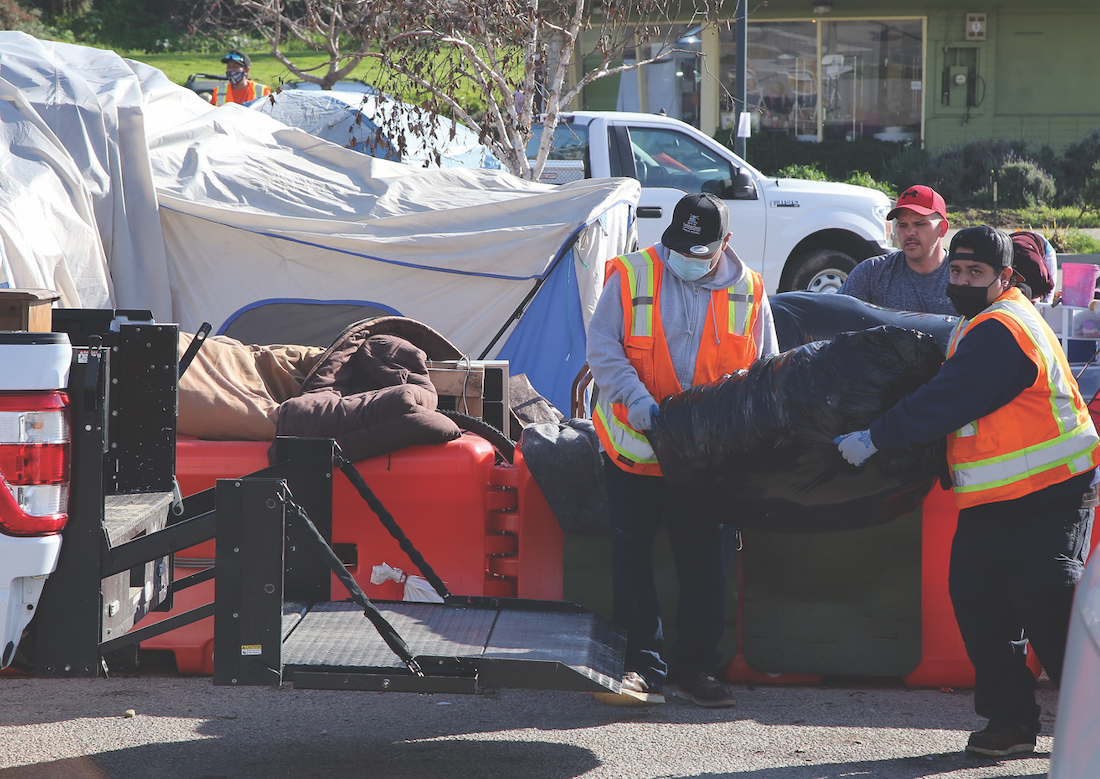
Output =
[{"x1": 212, "y1": 447, "x2": 627, "y2": 696}]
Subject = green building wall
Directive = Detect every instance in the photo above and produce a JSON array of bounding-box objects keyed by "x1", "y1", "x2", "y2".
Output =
[{"x1": 576, "y1": 1, "x2": 1100, "y2": 151}]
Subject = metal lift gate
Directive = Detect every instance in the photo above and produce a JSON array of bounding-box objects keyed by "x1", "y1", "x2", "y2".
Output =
[
  {"x1": 33, "y1": 309, "x2": 627, "y2": 697},
  {"x1": 213, "y1": 473, "x2": 626, "y2": 694}
]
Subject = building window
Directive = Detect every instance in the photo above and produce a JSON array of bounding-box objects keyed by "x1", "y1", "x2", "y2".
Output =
[
  {"x1": 613, "y1": 24, "x2": 704, "y2": 127},
  {"x1": 719, "y1": 18, "x2": 923, "y2": 142}
]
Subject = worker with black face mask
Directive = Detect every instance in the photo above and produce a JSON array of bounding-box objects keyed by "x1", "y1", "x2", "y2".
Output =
[{"x1": 835, "y1": 225, "x2": 1100, "y2": 759}]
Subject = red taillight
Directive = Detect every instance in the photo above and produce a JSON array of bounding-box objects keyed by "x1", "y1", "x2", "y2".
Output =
[{"x1": 0, "y1": 392, "x2": 69, "y2": 536}]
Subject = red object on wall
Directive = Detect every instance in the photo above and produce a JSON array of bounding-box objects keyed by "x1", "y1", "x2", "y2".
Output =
[{"x1": 138, "y1": 434, "x2": 563, "y2": 673}]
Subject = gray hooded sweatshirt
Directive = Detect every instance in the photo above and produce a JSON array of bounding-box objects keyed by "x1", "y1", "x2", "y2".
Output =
[{"x1": 586, "y1": 242, "x2": 779, "y2": 428}]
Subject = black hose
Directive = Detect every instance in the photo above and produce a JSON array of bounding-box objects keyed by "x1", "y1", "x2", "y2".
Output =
[{"x1": 438, "y1": 408, "x2": 516, "y2": 464}]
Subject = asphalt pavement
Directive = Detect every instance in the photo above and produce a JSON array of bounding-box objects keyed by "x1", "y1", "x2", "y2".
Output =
[{"x1": 0, "y1": 671, "x2": 1060, "y2": 779}]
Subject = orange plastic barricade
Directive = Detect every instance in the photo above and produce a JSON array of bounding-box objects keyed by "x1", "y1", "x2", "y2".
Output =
[{"x1": 137, "y1": 434, "x2": 563, "y2": 673}]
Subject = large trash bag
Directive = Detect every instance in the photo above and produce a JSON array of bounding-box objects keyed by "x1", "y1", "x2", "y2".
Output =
[
  {"x1": 771, "y1": 292, "x2": 958, "y2": 353},
  {"x1": 647, "y1": 325, "x2": 946, "y2": 532}
]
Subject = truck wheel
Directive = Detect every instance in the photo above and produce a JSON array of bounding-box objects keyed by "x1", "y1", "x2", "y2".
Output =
[{"x1": 784, "y1": 249, "x2": 857, "y2": 293}]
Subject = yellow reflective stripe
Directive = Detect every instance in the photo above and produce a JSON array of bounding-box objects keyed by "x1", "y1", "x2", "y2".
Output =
[
  {"x1": 995, "y1": 301, "x2": 1078, "y2": 436},
  {"x1": 618, "y1": 250, "x2": 656, "y2": 338},
  {"x1": 728, "y1": 273, "x2": 755, "y2": 337},
  {"x1": 952, "y1": 421, "x2": 1100, "y2": 493},
  {"x1": 594, "y1": 396, "x2": 659, "y2": 465}
]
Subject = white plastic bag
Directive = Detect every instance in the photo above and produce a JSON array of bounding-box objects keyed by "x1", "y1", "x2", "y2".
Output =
[{"x1": 370, "y1": 563, "x2": 444, "y2": 603}]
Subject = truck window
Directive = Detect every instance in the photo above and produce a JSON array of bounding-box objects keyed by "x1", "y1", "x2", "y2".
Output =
[
  {"x1": 626, "y1": 127, "x2": 734, "y2": 195},
  {"x1": 526, "y1": 123, "x2": 589, "y2": 161}
]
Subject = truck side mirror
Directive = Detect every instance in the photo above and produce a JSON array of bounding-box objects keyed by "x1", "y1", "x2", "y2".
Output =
[{"x1": 726, "y1": 168, "x2": 758, "y2": 200}]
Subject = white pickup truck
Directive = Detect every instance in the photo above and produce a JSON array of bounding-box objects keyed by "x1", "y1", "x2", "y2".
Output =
[
  {"x1": 0, "y1": 331, "x2": 71, "y2": 668},
  {"x1": 529, "y1": 111, "x2": 894, "y2": 293}
]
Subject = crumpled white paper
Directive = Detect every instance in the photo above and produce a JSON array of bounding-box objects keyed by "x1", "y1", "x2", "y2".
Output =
[{"x1": 370, "y1": 562, "x2": 444, "y2": 603}]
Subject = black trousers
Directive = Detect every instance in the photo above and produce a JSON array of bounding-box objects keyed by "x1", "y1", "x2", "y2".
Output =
[
  {"x1": 601, "y1": 454, "x2": 727, "y2": 688},
  {"x1": 948, "y1": 504, "x2": 1093, "y2": 731}
]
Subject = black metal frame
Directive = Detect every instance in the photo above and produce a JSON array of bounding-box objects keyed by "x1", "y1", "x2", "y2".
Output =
[
  {"x1": 33, "y1": 308, "x2": 336, "y2": 677},
  {"x1": 32, "y1": 311, "x2": 626, "y2": 694}
]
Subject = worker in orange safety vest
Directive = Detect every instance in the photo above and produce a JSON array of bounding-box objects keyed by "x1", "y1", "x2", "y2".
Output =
[
  {"x1": 587, "y1": 192, "x2": 778, "y2": 709},
  {"x1": 210, "y1": 50, "x2": 272, "y2": 105},
  {"x1": 836, "y1": 225, "x2": 1100, "y2": 759}
]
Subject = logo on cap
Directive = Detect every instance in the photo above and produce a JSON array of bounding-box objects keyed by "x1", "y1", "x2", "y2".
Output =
[{"x1": 683, "y1": 214, "x2": 702, "y2": 236}]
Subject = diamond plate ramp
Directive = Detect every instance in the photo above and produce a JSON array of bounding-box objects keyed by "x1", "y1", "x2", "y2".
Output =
[{"x1": 283, "y1": 601, "x2": 625, "y2": 694}]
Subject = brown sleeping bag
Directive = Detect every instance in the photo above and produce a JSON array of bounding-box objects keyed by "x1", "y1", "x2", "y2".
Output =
[{"x1": 274, "y1": 318, "x2": 464, "y2": 462}]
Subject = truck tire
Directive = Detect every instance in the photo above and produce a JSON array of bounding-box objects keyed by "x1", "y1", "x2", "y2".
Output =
[{"x1": 784, "y1": 249, "x2": 857, "y2": 294}]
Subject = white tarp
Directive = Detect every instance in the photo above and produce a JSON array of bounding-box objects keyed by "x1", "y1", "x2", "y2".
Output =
[
  {"x1": 248, "y1": 90, "x2": 504, "y2": 170},
  {"x1": 0, "y1": 33, "x2": 638, "y2": 411}
]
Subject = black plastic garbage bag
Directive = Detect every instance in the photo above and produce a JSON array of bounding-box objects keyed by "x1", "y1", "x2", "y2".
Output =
[
  {"x1": 647, "y1": 325, "x2": 946, "y2": 532},
  {"x1": 771, "y1": 291, "x2": 958, "y2": 353},
  {"x1": 519, "y1": 418, "x2": 610, "y2": 535}
]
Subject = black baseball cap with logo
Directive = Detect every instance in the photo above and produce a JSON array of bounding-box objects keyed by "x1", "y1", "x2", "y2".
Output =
[
  {"x1": 661, "y1": 193, "x2": 730, "y2": 257},
  {"x1": 947, "y1": 225, "x2": 1024, "y2": 282},
  {"x1": 222, "y1": 50, "x2": 251, "y2": 67}
]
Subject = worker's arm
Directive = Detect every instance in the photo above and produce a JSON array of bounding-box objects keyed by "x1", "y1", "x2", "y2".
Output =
[
  {"x1": 586, "y1": 270, "x2": 657, "y2": 426},
  {"x1": 868, "y1": 318, "x2": 1037, "y2": 449}
]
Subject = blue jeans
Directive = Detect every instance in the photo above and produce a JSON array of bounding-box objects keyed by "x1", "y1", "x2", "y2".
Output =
[
  {"x1": 949, "y1": 504, "x2": 1093, "y2": 731},
  {"x1": 601, "y1": 454, "x2": 727, "y2": 689}
]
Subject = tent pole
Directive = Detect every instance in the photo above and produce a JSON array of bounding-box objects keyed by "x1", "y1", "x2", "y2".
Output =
[{"x1": 477, "y1": 232, "x2": 581, "y2": 360}]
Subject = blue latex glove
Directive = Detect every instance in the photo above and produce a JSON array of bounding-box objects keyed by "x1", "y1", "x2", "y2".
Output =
[
  {"x1": 629, "y1": 401, "x2": 660, "y2": 432},
  {"x1": 834, "y1": 429, "x2": 878, "y2": 466}
]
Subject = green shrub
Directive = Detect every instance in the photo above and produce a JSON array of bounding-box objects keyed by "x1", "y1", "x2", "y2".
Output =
[
  {"x1": 1057, "y1": 130, "x2": 1100, "y2": 207},
  {"x1": 845, "y1": 171, "x2": 896, "y2": 199},
  {"x1": 882, "y1": 143, "x2": 929, "y2": 192},
  {"x1": 776, "y1": 163, "x2": 830, "y2": 181},
  {"x1": 1060, "y1": 228, "x2": 1100, "y2": 254},
  {"x1": 716, "y1": 131, "x2": 907, "y2": 183},
  {"x1": 1078, "y1": 161, "x2": 1100, "y2": 216},
  {"x1": 903, "y1": 139, "x2": 1038, "y2": 208},
  {"x1": 50, "y1": 0, "x2": 186, "y2": 52},
  {"x1": 0, "y1": 0, "x2": 70, "y2": 40},
  {"x1": 996, "y1": 159, "x2": 1057, "y2": 209}
]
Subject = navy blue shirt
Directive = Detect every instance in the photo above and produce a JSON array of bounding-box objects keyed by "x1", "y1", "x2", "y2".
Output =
[{"x1": 869, "y1": 317, "x2": 1097, "y2": 512}]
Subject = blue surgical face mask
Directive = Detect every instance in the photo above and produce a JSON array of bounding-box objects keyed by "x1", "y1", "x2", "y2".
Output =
[
  {"x1": 227, "y1": 70, "x2": 247, "y2": 86},
  {"x1": 667, "y1": 251, "x2": 716, "y2": 282}
]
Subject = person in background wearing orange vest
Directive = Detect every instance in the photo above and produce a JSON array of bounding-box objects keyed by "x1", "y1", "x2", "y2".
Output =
[
  {"x1": 836, "y1": 225, "x2": 1100, "y2": 758},
  {"x1": 211, "y1": 50, "x2": 271, "y2": 105},
  {"x1": 587, "y1": 193, "x2": 778, "y2": 708}
]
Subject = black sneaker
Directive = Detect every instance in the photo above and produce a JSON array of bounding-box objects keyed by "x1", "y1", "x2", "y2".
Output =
[
  {"x1": 965, "y1": 722, "x2": 1037, "y2": 757},
  {"x1": 595, "y1": 671, "x2": 666, "y2": 707},
  {"x1": 675, "y1": 673, "x2": 737, "y2": 708}
]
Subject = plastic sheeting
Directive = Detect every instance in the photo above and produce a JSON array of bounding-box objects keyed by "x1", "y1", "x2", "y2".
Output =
[
  {"x1": 648, "y1": 326, "x2": 946, "y2": 531},
  {"x1": 249, "y1": 90, "x2": 503, "y2": 170},
  {"x1": 0, "y1": 32, "x2": 638, "y2": 413},
  {"x1": 771, "y1": 291, "x2": 959, "y2": 353}
]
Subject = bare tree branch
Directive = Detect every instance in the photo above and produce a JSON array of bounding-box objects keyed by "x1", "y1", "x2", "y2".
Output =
[{"x1": 192, "y1": 0, "x2": 723, "y2": 179}]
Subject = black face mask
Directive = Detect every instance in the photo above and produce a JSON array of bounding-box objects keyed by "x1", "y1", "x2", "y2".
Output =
[{"x1": 946, "y1": 277, "x2": 1001, "y2": 319}]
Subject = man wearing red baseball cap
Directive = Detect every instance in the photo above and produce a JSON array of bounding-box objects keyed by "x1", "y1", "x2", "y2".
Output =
[{"x1": 839, "y1": 185, "x2": 956, "y2": 315}]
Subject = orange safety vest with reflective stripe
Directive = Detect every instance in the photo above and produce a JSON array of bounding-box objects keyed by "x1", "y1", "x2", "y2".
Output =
[
  {"x1": 945, "y1": 287, "x2": 1100, "y2": 508},
  {"x1": 593, "y1": 246, "x2": 763, "y2": 476},
  {"x1": 210, "y1": 80, "x2": 272, "y2": 105}
]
